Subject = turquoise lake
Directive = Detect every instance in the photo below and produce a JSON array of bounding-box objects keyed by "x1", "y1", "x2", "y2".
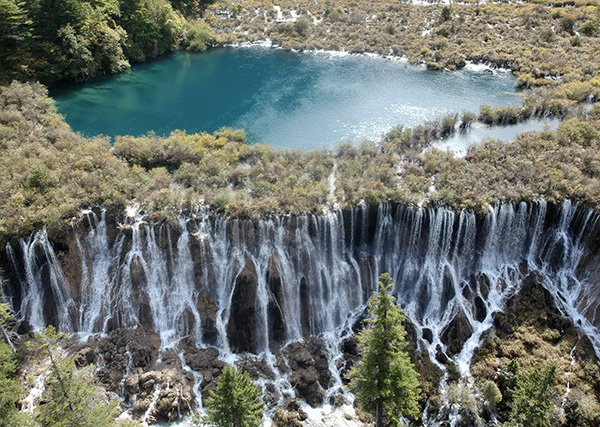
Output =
[{"x1": 52, "y1": 47, "x2": 521, "y2": 150}]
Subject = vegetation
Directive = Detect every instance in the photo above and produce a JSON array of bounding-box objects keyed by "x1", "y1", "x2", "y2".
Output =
[
  {"x1": 2, "y1": 81, "x2": 600, "y2": 245},
  {"x1": 203, "y1": 364, "x2": 264, "y2": 427},
  {"x1": 206, "y1": 0, "x2": 600, "y2": 83},
  {"x1": 348, "y1": 273, "x2": 421, "y2": 426},
  {"x1": 2, "y1": 1, "x2": 600, "y2": 426},
  {"x1": 470, "y1": 279, "x2": 600, "y2": 426},
  {"x1": 0, "y1": 303, "x2": 32, "y2": 427},
  {"x1": 0, "y1": 0, "x2": 218, "y2": 84},
  {"x1": 26, "y1": 326, "x2": 120, "y2": 427},
  {"x1": 507, "y1": 363, "x2": 558, "y2": 427}
]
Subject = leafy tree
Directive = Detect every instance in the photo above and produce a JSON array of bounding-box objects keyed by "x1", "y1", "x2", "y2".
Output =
[
  {"x1": 27, "y1": 326, "x2": 120, "y2": 427},
  {"x1": 506, "y1": 365, "x2": 557, "y2": 427},
  {"x1": 348, "y1": 273, "x2": 421, "y2": 427},
  {"x1": 203, "y1": 364, "x2": 264, "y2": 427}
]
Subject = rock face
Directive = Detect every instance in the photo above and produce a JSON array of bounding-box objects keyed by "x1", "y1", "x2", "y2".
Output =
[
  {"x1": 227, "y1": 260, "x2": 259, "y2": 353},
  {"x1": 4, "y1": 201, "x2": 600, "y2": 423},
  {"x1": 283, "y1": 338, "x2": 332, "y2": 407}
]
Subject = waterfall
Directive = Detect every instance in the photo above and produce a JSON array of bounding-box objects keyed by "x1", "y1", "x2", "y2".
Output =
[{"x1": 5, "y1": 200, "x2": 600, "y2": 383}]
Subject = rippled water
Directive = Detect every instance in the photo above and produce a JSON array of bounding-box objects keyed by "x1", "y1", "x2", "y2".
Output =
[{"x1": 52, "y1": 47, "x2": 520, "y2": 150}]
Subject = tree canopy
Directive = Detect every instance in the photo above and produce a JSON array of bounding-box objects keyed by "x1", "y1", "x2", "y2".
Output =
[
  {"x1": 26, "y1": 326, "x2": 120, "y2": 427},
  {"x1": 203, "y1": 364, "x2": 264, "y2": 427},
  {"x1": 348, "y1": 273, "x2": 421, "y2": 427}
]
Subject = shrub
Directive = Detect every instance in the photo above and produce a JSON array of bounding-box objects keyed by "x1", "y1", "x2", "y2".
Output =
[
  {"x1": 482, "y1": 381, "x2": 502, "y2": 408},
  {"x1": 560, "y1": 16, "x2": 575, "y2": 34},
  {"x1": 294, "y1": 16, "x2": 311, "y2": 36},
  {"x1": 441, "y1": 6, "x2": 451, "y2": 22},
  {"x1": 436, "y1": 27, "x2": 450, "y2": 38},
  {"x1": 539, "y1": 28, "x2": 555, "y2": 43},
  {"x1": 185, "y1": 21, "x2": 215, "y2": 52},
  {"x1": 581, "y1": 20, "x2": 598, "y2": 36}
]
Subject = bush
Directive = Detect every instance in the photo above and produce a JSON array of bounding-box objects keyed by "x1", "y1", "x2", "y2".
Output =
[
  {"x1": 560, "y1": 16, "x2": 575, "y2": 34},
  {"x1": 185, "y1": 21, "x2": 215, "y2": 52},
  {"x1": 436, "y1": 27, "x2": 450, "y2": 38},
  {"x1": 581, "y1": 20, "x2": 598, "y2": 37},
  {"x1": 482, "y1": 381, "x2": 502, "y2": 408},
  {"x1": 441, "y1": 6, "x2": 451, "y2": 22},
  {"x1": 539, "y1": 28, "x2": 555, "y2": 43},
  {"x1": 294, "y1": 16, "x2": 311, "y2": 36}
]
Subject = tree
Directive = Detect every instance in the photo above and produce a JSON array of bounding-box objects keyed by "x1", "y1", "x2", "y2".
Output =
[
  {"x1": 507, "y1": 365, "x2": 557, "y2": 427},
  {"x1": 441, "y1": 6, "x2": 451, "y2": 22},
  {"x1": 203, "y1": 365, "x2": 264, "y2": 427},
  {"x1": 0, "y1": 302, "x2": 34, "y2": 426},
  {"x1": 348, "y1": 273, "x2": 421, "y2": 427},
  {"x1": 26, "y1": 326, "x2": 119, "y2": 427}
]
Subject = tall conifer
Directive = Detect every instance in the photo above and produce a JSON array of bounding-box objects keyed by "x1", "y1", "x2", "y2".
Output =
[
  {"x1": 204, "y1": 365, "x2": 264, "y2": 427},
  {"x1": 348, "y1": 273, "x2": 421, "y2": 427}
]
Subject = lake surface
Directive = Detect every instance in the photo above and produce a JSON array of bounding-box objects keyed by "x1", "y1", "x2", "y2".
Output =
[{"x1": 52, "y1": 47, "x2": 521, "y2": 150}]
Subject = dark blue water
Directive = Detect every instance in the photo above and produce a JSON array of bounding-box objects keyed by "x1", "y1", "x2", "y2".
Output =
[{"x1": 52, "y1": 47, "x2": 520, "y2": 150}]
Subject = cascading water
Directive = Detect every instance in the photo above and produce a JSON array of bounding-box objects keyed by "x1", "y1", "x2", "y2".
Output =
[{"x1": 4, "y1": 200, "x2": 600, "y2": 416}]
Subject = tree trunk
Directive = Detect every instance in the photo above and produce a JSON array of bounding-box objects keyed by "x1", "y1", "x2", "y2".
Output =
[{"x1": 376, "y1": 401, "x2": 384, "y2": 427}]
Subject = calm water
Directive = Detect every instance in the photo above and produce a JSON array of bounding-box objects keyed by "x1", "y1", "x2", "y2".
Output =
[{"x1": 52, "y1": 47, "x2": 520, "y2": 150}]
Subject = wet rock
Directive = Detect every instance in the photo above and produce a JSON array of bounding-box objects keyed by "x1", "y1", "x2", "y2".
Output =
[
  {"x1": 342, "y1": 337, "x2": 359, "y2": 356},
  {"x1": 197, "y1": 290, "x2": 218, "y2": 345},
  {"x1": 124, "y1": 373, "x2": 140, "y2": 399},
  {"x1": 238, "y1": 356, "x2": 276, "y2": 381},
  {"x1": 474, "y1": 296, "x2": 487, "y2": 323},
  {"x1": 132, "y1": 369, "x2": 195, "y2": 422},
  {"x1": 227, "y1": 260, "x2": 258, "y2": 353},
  {"x1": 423, "y1": 328, "x2": 434, "y2": 344},
  {"x1": 183, "y1": 346, "x2": 220, "y2": 372},
  {"x1": 17, "y1": 320, "x2": 32, "y2": 335},
  {"x1": 282, "y1": 338, "x2": 332, "y2": 407},
  {"x1": 75, "y1": 347, "x2": 95, "y2": 367},
  {"x1": 441, "y1": 311, "x2": 473, "y2": 356}
]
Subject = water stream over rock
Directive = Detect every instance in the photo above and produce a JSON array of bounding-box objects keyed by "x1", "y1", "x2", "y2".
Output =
[{"x1": 3, "y1": 200, "x2": 600, "y2": 423}]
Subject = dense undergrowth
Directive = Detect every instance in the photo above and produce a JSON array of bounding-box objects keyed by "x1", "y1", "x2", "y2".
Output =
[{"x1": 1, "y1": 80, "x2": 600, "y2": 245}]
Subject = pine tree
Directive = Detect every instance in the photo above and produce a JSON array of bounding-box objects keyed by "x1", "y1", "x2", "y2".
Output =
[
  {"x1": 507, "y1": 365, "x2": 557, "y2": 427},
  {"x1": 26, "y1": 326, "x2": 119, "y2": 427},
  {"x1": 203, "y1": 365, "x2": 264, "y2": 427},
  {"x1": 348, "y1": 273, "x2": 421, "y2": 427}
]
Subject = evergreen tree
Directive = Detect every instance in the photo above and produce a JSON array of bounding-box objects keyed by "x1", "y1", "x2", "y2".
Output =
[
  {"x1": 203, "y1": 365, "x2": 264, "y2": 427},
  {"x1": 26, "y1": 326, "x2": 119, "y2": 427},
  {"x1": 507, "y1": 365, "x2": 557, "y2": 427},
  {"x1": 348, "y1": 273, "x2": 421, "y2": 427}
]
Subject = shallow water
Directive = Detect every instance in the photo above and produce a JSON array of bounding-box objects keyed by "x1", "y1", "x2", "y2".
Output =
[
  {"x1": 433, "y1": 117, "x2": 561, "y2": 155},
  {"x1": 52, "y1": 47, "x2": 520, "y2": 150}
]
